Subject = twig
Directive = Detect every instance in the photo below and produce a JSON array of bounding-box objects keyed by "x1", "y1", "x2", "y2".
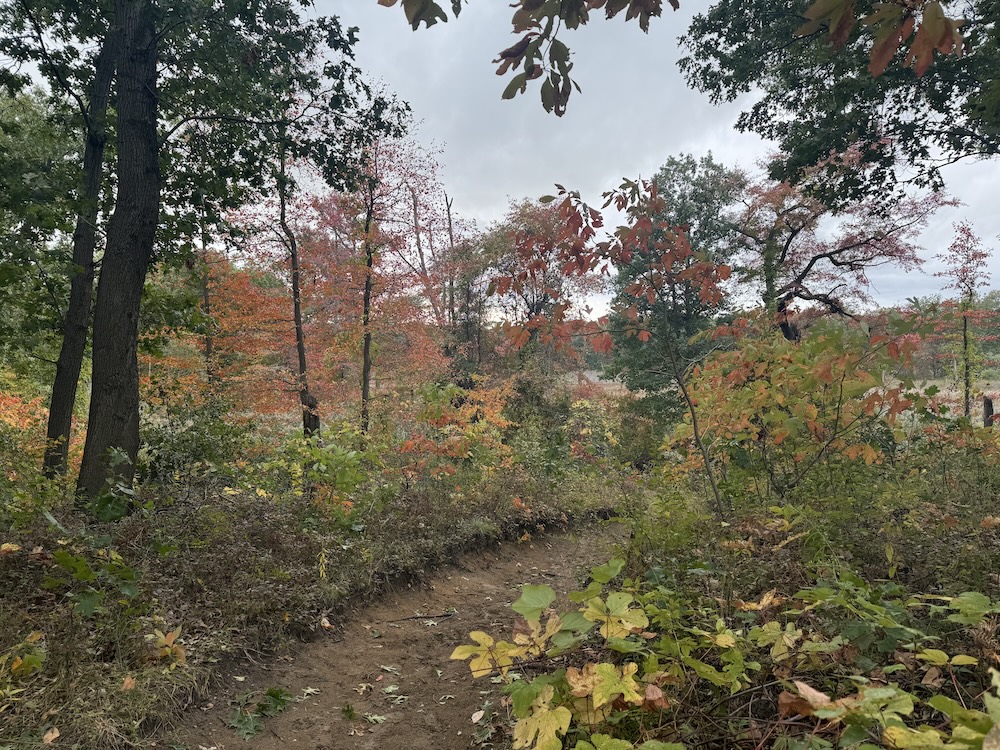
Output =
[{"x1": 387, "y1": 611, "x2": 457, "y2": 623}]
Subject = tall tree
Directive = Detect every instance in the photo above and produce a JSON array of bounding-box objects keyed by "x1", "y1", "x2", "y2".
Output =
[
  {"x1": 0, "y1": 2, "x2": 119, "y2": 476},
  {"x1": 678, "y1": 0, "x2": 998, "y2": 202},
  {"x1": 730, "y1": 164, "x2": 951, "y2": 337},
  {"x1": 76, "y1": 0, "x2": 160, "y2": 497},
  {"x1": 13, "y1": 0, "x2": 405, "y2": 497},
  {"x1": 606, "y1": 153, "x2": 744, "y2": 396},
  {"x1": 0, "y1": 90, "x2": 79, "y2": 382},
  {"x1": 935, "y1": 221, "x2": 993, "y2": 417}
]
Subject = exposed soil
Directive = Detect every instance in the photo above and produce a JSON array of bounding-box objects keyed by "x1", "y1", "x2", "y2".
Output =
[{"x1": 169, "y1": 521, "x2": 627, "y2": 750}]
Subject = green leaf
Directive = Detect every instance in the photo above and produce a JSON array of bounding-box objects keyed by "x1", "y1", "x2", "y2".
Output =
[
  {"x1": 591, "y1": 558, "x2": 625, "y2": 584},
  {"x1": 839, "y1": 724, "x2": 870, "y2": 746},
  {"x1": 506, "y1": 675, "x2": 562, "y2": 719},
  {"x1": 74, "y1": 590, "x2": 104, "y2": 617},
  {"x1": 93, "y1": 491, "x2": 129, "y2": 522},
  {"x1": 119, "y1": 581, "x2": 140, "y2": 598},
  {"x1": 916, "y1": 649, "x2": 949, "y2": 667},
  {"x1": 227, "y1": 708, "x2": 262, "y2": 739},
  {"x1": 588, "y1": 735, "x2": 635, "y2": 750},
  {"x1": 513, "y1": 585, "x2": 556, "y2": 621},
  {"x1": 502, "y1": 72, "x2": 528, "y2": 100},
  {"x1": 258, "y1": 687, "x2": 294, "y2": 716},
  {"x1": 569, "y1": 581, "x2": 603, "y2": 603},
  {"x1": 947, "y1": 592, "x2": 996, "y2": 625}
]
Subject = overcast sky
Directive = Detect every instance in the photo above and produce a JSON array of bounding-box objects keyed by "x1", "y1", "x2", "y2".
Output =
[{"x1": 330, "y1": 2, "x2": 998, "y2": 307}]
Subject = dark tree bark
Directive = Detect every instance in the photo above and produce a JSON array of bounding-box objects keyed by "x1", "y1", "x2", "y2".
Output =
[
  {"x1": 43, "y1": 28, "x2": 119, "y2": 477},
  {"x1": 199, "y1": 207, "x2": 216, "y2": 386},
  {"x1": 962, "y1": 311, "x2": 971, "y2": 418},
  {"x1": 277, "y1": 141, "x2": 320, "y2": 440},
  {"x1": 77, "y1": 0, "x2": 160, "y2": 498},
  {"x1": 360, "y1": 197, "x2": 375, "y2": 435}
]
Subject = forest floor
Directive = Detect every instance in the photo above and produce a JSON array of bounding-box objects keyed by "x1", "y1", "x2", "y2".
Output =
[{"x1": 167, "y1": 521, "x2": 627, "y2": 750}]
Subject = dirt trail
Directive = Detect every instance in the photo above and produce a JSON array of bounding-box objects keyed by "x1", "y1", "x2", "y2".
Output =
[{"x1": 171, "y1": 522, "x2": 626, "y2": 750}]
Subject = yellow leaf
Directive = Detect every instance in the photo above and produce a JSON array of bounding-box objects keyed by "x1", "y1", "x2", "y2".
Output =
[
  {"x1": 711, "y1": 632, "x2": 738, "y2": 648},
  {"x1": 451, "y1": 631, "x2": 524, "y2": 677},
  {"x1": 950, "y1": 654, "x2": 978, "y2": 666},
  {"x1": 581, "y1": 593, "x2": 649, "y2": 640},
  {"x1": 0, "y1": 542, "x2": 21, "y2": 555},
  {"x1": 738, "y1": 589, "x2": 785, "y2": 611},
  {"x1": 512, "y1": 614, "x2": 562, "y2": 656},
  {"x1": 916, "y1": 649, "x2": 949, "y2": 667},
  {"x1": 512, "y1": 686, "x2": 571, "y2": 750}
]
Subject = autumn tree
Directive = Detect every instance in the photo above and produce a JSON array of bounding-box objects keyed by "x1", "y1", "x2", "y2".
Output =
[
  {"x1": 730, "y1": 166, "x2": 951, "y2": 337},
  {"x1": 487, "y1": 198, "x2": 606, "y2": 336},
  {"x1": 499, "y1": 180, "x2": 732, "y2": 516},
  {"x1": 934, "y1": 221, "x2": 994, "y2": 417},
  {"x1": 0, "y1": 0, "x2": 404, "y2": 496},
  {"x1": 606, "y1": 153, "x2": 745, "y2": 399},
  {"x1": 315, "y1": 137, "x2": 471, "y2": 433}
]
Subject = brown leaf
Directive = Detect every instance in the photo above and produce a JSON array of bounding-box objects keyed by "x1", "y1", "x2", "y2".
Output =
[
  {"x1": 829, "y1": 0, "x2": 856, "y2": 47},
  {"x1": 122, "y1": 674, "x2": 137, "y2": 691},
  {"x1": 641, "y1": 683, "x2": 670, "y2": 711},
  {"x1": 921, "y1": 666, "x2": 945, "y2": 687},
  {"x1": 868, "y1": 16, "x2": 914, "y2": 76},
  {"x1": 778, "y1": 690, "x2": 815, "y2": 717},
  {"x1": 794, "y1": 680, "x2": 832, "y2": 709},
  {"x1": 42, "y1": 727, "x2": 60, "y2": 744}
]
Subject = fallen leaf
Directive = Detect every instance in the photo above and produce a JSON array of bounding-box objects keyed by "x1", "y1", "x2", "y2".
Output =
[
  {"x1": 794, "y1": 680, "x2": 832, "y2": 709},
  {"x1": 122, "y1": 675, "x2": 137, "y2": 691},
  {"x1": 921, "y1": 666, "x2": 944, "y2": 687},
  {"x1": 42, "y1": 727, "x2": 60, "y2": 744},
  {"x1": 641, "y1": 683, "x2": 670, "y2": 711},
  {"x1": 778, "y1": 691, "x2": 815, "y2": 717},
  {"x1": 471, "y1": 709, "x2": 485, "y2": 723}
]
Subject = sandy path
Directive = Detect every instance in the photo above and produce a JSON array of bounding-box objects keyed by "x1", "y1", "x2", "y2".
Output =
[{"x1": 170, "y1": 522, "x2": 626, "y2": 750}]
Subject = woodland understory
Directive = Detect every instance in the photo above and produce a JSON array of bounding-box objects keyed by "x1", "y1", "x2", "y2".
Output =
[{"x1": 4, "y1": 1, "x2": 1000, "y2": 749}]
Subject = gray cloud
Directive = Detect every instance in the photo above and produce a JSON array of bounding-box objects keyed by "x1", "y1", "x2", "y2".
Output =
[{"x1": 331, "y1": 2, "x2": 998, "y2": 306}]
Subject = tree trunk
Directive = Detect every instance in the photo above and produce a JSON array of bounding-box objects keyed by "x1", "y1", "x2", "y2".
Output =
[
  {"x1": 43, "y1": 31, "x2": 118, "y2": 477},
  {"x1": 77, "y1": 0, "x2": 160, "y2": 499},
  {"x1": 200, "y1": 211, "x2": 215, "y2": 387},
  {"x1": 445, "y1": 194, "x2": 457, "y2": 328},
  {"x1": 985, "y1": 396, "x2": 994, "y2": 428},
  {"x1": 962, "y1": 308, "x2": 971, "y2": 418},
  {"x1": 361, "y1": 200, "x2": 375, "y2": 435},
  {"x1": 408, "y1": 184, "x2": 444, "y2": 325},
  {"x1": 277, "y1": 141, "x2": 319, "y2": 440}
]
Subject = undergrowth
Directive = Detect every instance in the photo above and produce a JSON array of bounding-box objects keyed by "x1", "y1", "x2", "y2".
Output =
[{"x1": 0, "y1": 379, "x2": 618, "y2": 749}]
